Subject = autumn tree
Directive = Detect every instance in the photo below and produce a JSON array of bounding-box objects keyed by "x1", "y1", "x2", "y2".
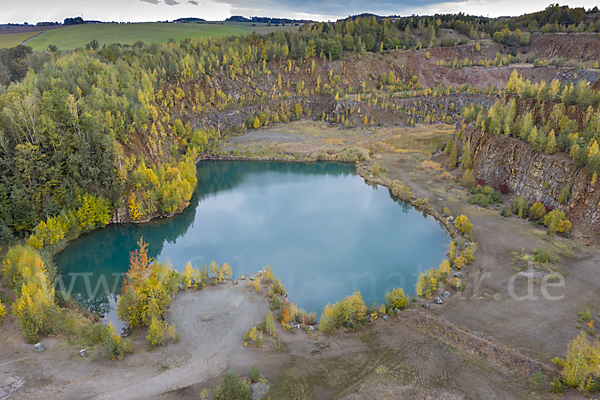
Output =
[
  {"x1": 544, "y1": 209, "x2": 572, "y2": 236},
  {"x1": 529, "y1": 202, "x2": 547, "y2": 221},
  {"x1": 454, "y1": 215, "x2": 473, "y2": 235},
  {"x1": 265, "y1": 312, "x2": 275, "y2": 334},
  {"x1": 123, "y1": 237, "x2": 153, "y2": 290},
  {"x1": 319, "y1": 290, "x2": 367, "y2": 334},
  {"x1": 117, "y1": 238, "x2": 180, "y2": 345},
  {"x1": 462, "y1": 169, "x2": 476, "y2": 187},
  {"x1": 416, "y1": 269, "x2": 439, "y2": 298},
  {"x1": 385, "y1": 288, "x2": 408, "y2": 313},
  {"x1": 439, "y1": 259, "x2": 451, "y2": 275},
  {"x1": 4, "y1": 246, "x2": 60, "y2": 342},
  {"x1": 448, "y1": 241, "x2": 456, "y2": 264},
  {"x1": 555, "y1": 332, "x2": 600, "y2": 391}
]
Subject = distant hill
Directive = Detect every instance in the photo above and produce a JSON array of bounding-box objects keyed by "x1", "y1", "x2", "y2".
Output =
[
  {"x1": 172, "y1": 18, "x2": 206, "y2": 23},
  {"x1": 226, "y1": 16, "x2": 310, "y2": 25}
]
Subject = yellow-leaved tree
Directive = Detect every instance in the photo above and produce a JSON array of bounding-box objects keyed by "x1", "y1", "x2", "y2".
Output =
[
  {"x1": 416, "y1": 269, "x2": 439, "y2": 298},
  {"x1": 0, "y1": 300, "x2": 6, "y2": 320},
  {"x1": 319, "y1": 290, "x2": 367, "y2": 334},
  {"x1": 439, "y1": 259, "x2": 451, "y2": 275},
  {"x1": 385, "y1": 288, "x2": 408, "y2": 313},
  {"x1": 555, "y1": 332, "x2": 600, "y2": 391},
  {"x1": 76, "y1": 194, "x2": 111, "y2": 232},
  {"x1": 544, "y1": 210, "x2": 572, "y2": 236},
  {"x1": 26, "y1": 215, "x2": 67, "y2": 250},
  {"x1": 454, "y1": 215, "x2": 473, "y2": 235},
  {"x1": 117, "y1": 238, "x2": 181, "y2": 349},
  {"x1": 7, "y1": 248, "x2": 60, "y2": 343}
]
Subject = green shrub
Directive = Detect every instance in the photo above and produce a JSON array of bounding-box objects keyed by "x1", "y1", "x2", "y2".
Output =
[
  {"x1": 533, "y1": 249, "x2": 558, "y2": 264},
  {"x1": 578, "y1": 309, "x2": 592, "y2": 322},
  {"x1": 468, "y1": 186, "x2": 503, "y2": 206},
  {"x1": 102, "y1": 323, "x2": 133, "y2": 360},
  {"x1": 269, "y1": 293, "x2": 283, "y2": 310},
  {"x1": 249, "y1": 365, "x2": 261, "y2": 384},
  {"x1": 147, "y1": 316, "x2": 166, "y2": 349},
  {"x1": 530, "y1": 370, "x2": 545, "y2": 388},
  {"x1": 257, "y1": 312, "x2": 276, "y2": 334},
  {"x1": 550, "y1": 377, "x2": 567, "y2": 394},
  {"x1": 212, "y1": 372, "x2": 251, "y2": 400},
  {"x1": 558, "y1": 187, "x2": 571, "y2": 204},
  {"x1": 269, "y1": 278, "x2": 286, "y2": 296},
  {"x1": 510, "y1": 195, "x2": 528, "y2": 218},
  {"x1": 372, "y1": 163, "x2": 380, "y2": 176},
  {"x1": 462, "y1": 169, "x2": 476, "y2": 188}
]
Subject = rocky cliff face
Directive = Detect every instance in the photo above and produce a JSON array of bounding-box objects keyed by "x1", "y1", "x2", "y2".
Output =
[
  {"x1": 457, "y1": 124, "x2": 600, "y2": 243},
  {"x1": 527, "y1": 32, "x2": 600, "y2": 63}
]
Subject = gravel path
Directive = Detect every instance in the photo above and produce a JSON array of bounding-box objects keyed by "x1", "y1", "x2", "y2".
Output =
[
  {"x1": 93, "y1": 355, "x2": 227, "y2": 400},
  {"x1": 21, "y1": 32, "x2": 43, "y2": 45},
  {"x1": 92, "y1": 281, "x2": 269, "y2": 400}
]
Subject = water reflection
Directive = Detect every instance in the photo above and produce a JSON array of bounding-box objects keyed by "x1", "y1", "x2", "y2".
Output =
[{"x1": 55, "y1": 161, "x2": 448, "y2": 317}]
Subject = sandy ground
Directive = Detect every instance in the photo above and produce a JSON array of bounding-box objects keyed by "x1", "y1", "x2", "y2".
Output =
[{"x1": 1, "y1": 281, "x2": 269, "y2": 400}]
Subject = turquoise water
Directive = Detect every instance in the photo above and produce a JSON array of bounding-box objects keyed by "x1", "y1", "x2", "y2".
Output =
[{"x1": 55, "y1": 161, "x2": 449, "y2": 317}]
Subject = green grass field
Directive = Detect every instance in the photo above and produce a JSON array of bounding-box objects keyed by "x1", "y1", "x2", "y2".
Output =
[
  {"x1": 0, "y1": 31, "x2": 42, "y2": 49},
  {"x1": 23, "y1": 22, "x2": 298, "y2": 50}
]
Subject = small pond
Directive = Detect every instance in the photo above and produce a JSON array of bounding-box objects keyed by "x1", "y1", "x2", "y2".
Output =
[{"x1": 55, "y1": 161, "x2": 449, "y2": 319}]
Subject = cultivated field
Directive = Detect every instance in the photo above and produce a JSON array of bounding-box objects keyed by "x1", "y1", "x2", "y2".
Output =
[
  {"x1": 24, "y1": 22, "x2": 298, "y2": 50},
  {"x1": 0, "y1": 31, "x2": 41, "y2": 48}
]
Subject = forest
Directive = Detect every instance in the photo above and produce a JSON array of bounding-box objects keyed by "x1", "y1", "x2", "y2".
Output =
[
  {"x1": 0, "y1": 15, "x2": 481, "y2": 245},
  {"x1": 1, "y1": 5, "x2": 599, "y2": 245}
]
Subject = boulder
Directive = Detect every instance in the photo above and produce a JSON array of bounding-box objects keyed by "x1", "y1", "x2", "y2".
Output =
[
  {"x1": 442, "y1": 291, "x2": 451, "y2": 299},
  {"x1": 80, "y1": 349, "x2": 87, "y2": 357},
  {"x1": 423, "y1": 303, "x2": 430, "y2": 309},
  {"x1": 382, "y1": 315, "x2": 390, "y2": 320},
  {"x1": 434, "y1": 297, "x2": 443, "y2": 304},
  {"x1": 34, "y1": 343, "x2": 46, "y2": 352},
  {"x1": 250, "y1": 382, "x2": 268, "y2": 400},
  {"x1": 451, "y1": 271, "x2": 462, "y2": 278}
]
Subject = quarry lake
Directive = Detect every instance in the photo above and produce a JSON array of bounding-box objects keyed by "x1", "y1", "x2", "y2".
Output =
[{"x1": 55, "y1": 160, "x2": 449, "y2": 318}]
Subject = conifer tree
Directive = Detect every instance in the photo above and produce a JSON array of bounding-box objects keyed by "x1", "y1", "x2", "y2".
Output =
[{"x1": 546, "y1": 130, "x2": 557, "y2": 155}]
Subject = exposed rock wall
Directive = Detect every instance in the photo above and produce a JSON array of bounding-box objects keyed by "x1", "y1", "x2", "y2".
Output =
[
  {"x1": 457, "y1": 124, "x2": 600, "y2": 243},
  {"x1": 527, "y1": 32, "x2": 600, "y2": 63}
]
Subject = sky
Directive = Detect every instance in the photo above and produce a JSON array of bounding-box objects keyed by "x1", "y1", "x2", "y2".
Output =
[{"x1": 2, "y1": 0, "x2": 599, "y2": 25}]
